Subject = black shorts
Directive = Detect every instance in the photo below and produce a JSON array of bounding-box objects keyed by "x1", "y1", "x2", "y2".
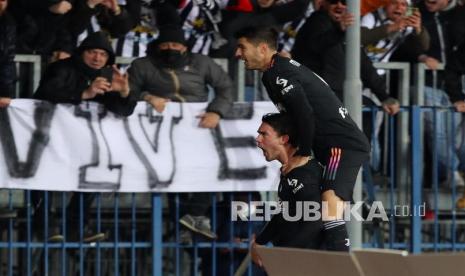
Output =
[{"x1": 317, "y1": 148, "x2": 369, "y2": 202}]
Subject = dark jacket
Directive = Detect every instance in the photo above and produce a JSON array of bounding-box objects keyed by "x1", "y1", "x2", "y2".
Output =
[
  {"x1": 292, "y1": 10, "x2": 391, "y2": 102},
  {"x1": 445, "y1": 40, "x2": 465, "y2": 103},
  {"x1": 444, "y1": 5, "x2": 465, "y2": 103},
  {"x1": 418, "y1": 1, "x2": 455, "y2": 88},
  {"x1": 68, "y1": 0, "x2": 136, "y2": 39},
  {"x1": 0, "y1": 12, "x2": 16, "y2": 98},
  {"x1": 34, "y1": 32, "x2": 136, "y2": 116},
  {"x1": 9, "y1": 0, "x2": 73, "y2": 55},
  {"x1": 128, "y1": 52, "x2": 233, "y2": 117}
]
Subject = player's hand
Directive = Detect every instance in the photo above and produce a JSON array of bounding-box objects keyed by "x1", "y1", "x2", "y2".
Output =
[
  {"x1": 197, "y1": 112, "x2": 220, "y2": 128},
  {"x1": 454, "y1": 101, "x2": 465, "y2": 113},
  {"x1": 250, "y1": 234, "x2": 263, "y2": 267},
  {"x1": 382, "y1": 97, "x2": 400, "y2": 115},
  {"x1": 144, "y1": 94, "x2": 170, "y2": 113}
]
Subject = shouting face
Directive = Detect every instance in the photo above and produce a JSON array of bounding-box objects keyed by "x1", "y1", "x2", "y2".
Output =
[
  {"x1": 235, "y1": 37, "x2": 268, "y2": 71},
  {"x1": 256, "y1": 122, "x2": 287, "y2": 162}
]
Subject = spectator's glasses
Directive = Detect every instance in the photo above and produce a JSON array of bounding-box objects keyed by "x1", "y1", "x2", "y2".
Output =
[{"x1": 327, "y1": 0, "x2": 346, "y2": 5}]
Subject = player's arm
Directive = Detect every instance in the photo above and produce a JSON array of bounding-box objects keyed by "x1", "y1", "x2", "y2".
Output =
[{"x1": 255, "y1": 212, "x2": 283, "y2": 245}]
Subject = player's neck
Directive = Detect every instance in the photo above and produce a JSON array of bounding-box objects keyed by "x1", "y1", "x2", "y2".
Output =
[
  {"x1": 260, "y1": 51, "x2": 278, "y2": 72},
  {"x1": 280, "y1": 148, "x2": 310, "y2": 175}
]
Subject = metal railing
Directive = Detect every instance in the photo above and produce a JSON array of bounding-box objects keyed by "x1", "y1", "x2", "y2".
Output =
[{"x1": 4, "y1": 57, "x2": 465, "y2": 274}]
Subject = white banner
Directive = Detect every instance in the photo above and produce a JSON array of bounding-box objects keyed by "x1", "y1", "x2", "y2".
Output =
[{"x1": 0, "y1": 100, "x2": 280, "y2": 192}]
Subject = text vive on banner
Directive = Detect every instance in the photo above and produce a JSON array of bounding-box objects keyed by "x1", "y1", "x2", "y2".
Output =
[{"x1": 0, "y1": 100, "x2": 281, "y2": 192}]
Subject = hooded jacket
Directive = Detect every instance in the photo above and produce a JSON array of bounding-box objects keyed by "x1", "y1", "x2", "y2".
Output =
[{"x1": 34, "y1": 32, "x2": 136, "y2": 116}]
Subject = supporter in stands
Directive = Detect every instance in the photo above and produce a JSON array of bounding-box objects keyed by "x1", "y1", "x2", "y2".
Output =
[
  {"x1": 128, "y1": 24, "x2": 233, "y2": 127},
  {"x1": 128, "y1": 24, "x2": 233, "y2": 239},
  {"x1": 445, "y1": 4, "x2": 465, "y2": 203},
  {"x1": 32, "y1": 31, "x2": 136, "y2": 242},
  {"x1": 212, "y1": 0, "x2": 311, "y2": 58},
  {"x1": 9, "y1": 0, "x2": 74, "y2": 61},
  {"x1": 112, "y1": 0, "x2": 161, "y2": 59},
  {"x1": 278, "y1": 0, "x2": 322, "y2": 58},
  {"x1": 8, "y1": 0, "x2": 74, "y2": 99},
  {"x1": 0, "y1": 0, "x2": 16, "y2": 108},
  {"x1": 68, "y1": 0, "x2": 136, "y2": 46},
  {"x1": 417, "y1": 0, "x2": 465, "y2": 187},
  {"x1": 177, "y1": 0, "x2": 228, "y2": 55},
  {"x1": 361, "y1": 0, "x2": 430, "y2": 65},
  {"x1": 360, "y1": 0, "x2": 429, "y2": 171},
  {"x1": 251, "y1": 113, "x2": 323, "y2": 267},
  {"x1": 292, "y1": 0, "x2": 400, "y2": 115}
]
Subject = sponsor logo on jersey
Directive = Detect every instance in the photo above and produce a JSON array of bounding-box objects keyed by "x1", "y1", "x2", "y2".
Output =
[
  {"x1": 276, "y1": 77, "x2": 288, "y2": 87},
  {"x1": 287, "y1": 178, "x2": 298, "y2": 187},
  {"x1": 287, "y1": 178, "x2": 304, "y2": 194},
  {"x1": 289, "y1": 59, "x2": 301, "y2": 67},
  {"x1": 338, "y1": 106, "x2": 348, "y2": 119},
  {"x1": 280, "y1": 84, "x2": 294, "y2": 95}
]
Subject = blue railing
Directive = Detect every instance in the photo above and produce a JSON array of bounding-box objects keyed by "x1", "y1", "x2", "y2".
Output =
[{"x1": 2, "y1": 105, "x2": 465, "y2": 275}]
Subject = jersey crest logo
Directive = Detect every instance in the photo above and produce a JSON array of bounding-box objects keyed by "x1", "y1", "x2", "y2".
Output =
[
  {"x1": 276, "y1": 77, "x2": 288, "y2": 87},
  {"x1": 281, "y1": 84, "x2": 294, "y2": 95},
  {"x1": 338, "y1": 107, "x2": 348, "y2": 119}
]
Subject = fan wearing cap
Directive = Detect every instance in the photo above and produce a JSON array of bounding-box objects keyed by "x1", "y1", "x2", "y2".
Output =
[
  {"x1": 34, "y1": 31, "x2": 136, "y2": 116},
  {"x1": 128, "y1": 24, "x2": 233, "y2": 129}
]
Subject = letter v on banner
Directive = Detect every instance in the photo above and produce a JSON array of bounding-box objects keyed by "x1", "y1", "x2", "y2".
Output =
[
  {"x1": 210, "y1": 102, "x2": 266, "y2": 180},
  {"x1": 0, "y1": 102, "x2": 55, "y2": 178},
  {"x1": 124, "y1": 102, "x2": 183, "y2": 188},
  {"x1": 75, "y1": 103, "x2": 122, "y2": 190}
]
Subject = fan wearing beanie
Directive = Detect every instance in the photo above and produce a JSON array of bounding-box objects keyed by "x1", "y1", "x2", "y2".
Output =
[{"x1": 34, "y1": 31, "x2": 137, "y2": 116}]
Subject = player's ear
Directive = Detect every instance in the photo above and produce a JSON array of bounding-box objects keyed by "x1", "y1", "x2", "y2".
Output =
[
  {"x1": 258, "y1": 42, "x2": 268, "y2": 54},
  {"x1": 281, "y1": 134, "x2": 290, "y2": 145}
]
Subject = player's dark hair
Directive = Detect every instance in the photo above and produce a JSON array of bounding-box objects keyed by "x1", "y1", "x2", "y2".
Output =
[
  {"x1": 262, "y1": 113, "x2": 299, "y2": 147},
  {"x1": 235, "y1": 26, "x2": 278, "y2": 50}
]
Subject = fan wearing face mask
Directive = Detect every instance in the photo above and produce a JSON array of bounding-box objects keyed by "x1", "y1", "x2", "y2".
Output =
[{"x1": 128, "y1": 24, "x2": 234, "y2": 129}]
